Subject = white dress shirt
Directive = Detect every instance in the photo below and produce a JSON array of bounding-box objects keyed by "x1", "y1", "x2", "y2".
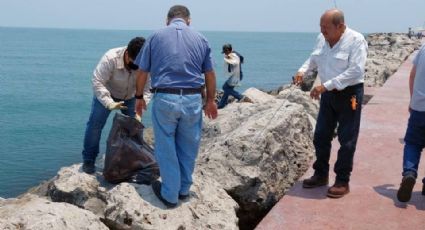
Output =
[
  {"x1": 298, "y1": 27, "x2": 368, "y2": 91},
  {"x1": 92, "y1": 47, "x2": 151, "y2": 108}
]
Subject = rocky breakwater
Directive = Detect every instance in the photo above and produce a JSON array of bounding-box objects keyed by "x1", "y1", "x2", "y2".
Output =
[
  {"x1": 365, "y1": 33, "x2": 422, "y2": 87},
  {"x1": 0, "y1": 87, "x2": 317, "y2": 230}
]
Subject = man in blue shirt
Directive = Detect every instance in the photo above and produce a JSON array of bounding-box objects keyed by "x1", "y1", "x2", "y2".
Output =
[{"x1": 134, "y1": 5, "x2": 218, "y2": 208}]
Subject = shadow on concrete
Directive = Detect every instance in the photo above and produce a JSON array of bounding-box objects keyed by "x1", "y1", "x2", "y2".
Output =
[
  {"x1": 285, "y1": 182, "x2": 328, "y2": 200},
  {"x1": 373, "y1": 184, "x2": 425, "y2": 211}
]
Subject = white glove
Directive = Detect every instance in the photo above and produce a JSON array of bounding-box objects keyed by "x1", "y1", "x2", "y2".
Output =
[
  {"x1": 107, "y1": 101, "x2": 127, "y2": 110},
  {"x1": 135, "y1": 114, "x2": 142, "y2": 122}
]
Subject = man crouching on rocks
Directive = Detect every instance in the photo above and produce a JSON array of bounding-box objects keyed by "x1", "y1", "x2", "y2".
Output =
[{"x1": 293, "y1": 9, "x2": 368, "y2": 198}]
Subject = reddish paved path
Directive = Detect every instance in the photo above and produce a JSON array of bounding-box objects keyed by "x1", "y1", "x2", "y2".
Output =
[{"x1": 256, "y1": 50, "x2": 425, "y2": 230}]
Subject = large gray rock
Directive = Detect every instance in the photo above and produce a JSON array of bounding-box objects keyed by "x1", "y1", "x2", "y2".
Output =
[
  {"x1": 0, "y1": 194, "x2": 108, "y2": 230},
  {"x1": 199, "y1": 87, "x2": 315, "y2": 227},
  {"x1": 38, "y1": 164, "x2": 238, "y2": 230}
]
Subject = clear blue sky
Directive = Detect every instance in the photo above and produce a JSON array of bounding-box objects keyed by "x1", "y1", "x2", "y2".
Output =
[{"x1": 0, "y1": 0, "x2": 424, "y2": 33}]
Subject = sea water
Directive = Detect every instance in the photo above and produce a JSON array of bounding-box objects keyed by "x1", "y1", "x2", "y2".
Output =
[{"x1": 0, "y1": 27, "x2": 316, "y2": 197}]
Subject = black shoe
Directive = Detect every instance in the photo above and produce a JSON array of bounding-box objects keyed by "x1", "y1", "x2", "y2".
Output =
[
  {"x1": 82, "y1": 161, "x2": 95, "y2": 174},
  {"x1": 152, "y1": 181, "x2": 177, "y2": 208},
  {"x1": 178, "y1": 193, "x2": 190, "y2": 200},
  {"x1": 302, "y1": 175, "x2": 329, "y2": 188},
  {"x1": 397, "y1": 174, "x2": 416, "y2": 202}
]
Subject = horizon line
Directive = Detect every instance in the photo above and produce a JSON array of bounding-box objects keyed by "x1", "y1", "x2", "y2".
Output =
[{"x1": 0, "y1": 25, "x2": 406, "y2": 34}]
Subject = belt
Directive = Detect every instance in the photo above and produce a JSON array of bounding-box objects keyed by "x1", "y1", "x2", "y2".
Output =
[
  {"x1": 331, "y1": 83, "x2": 363, "y2": 93},
  {"x1": 151, "y1": 88, "x2": 202, "y2": 95}
]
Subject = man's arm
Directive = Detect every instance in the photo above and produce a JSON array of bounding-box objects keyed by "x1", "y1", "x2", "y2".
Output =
[
  {"x1": 294, "y1": 34, "x2": 323, "y2": 85},
  {"x1": 204, "y1": 70, "x2": 218, "y2": 119},
  {"x1": 135, "y1": 70, "x2": 149, "y2": 116},
  {"x1": 409, "y1": 65, "x2": 417, "y2": 98},
  {"x1": 224, "y1": 53, "x2": 239, "y2": 65}
]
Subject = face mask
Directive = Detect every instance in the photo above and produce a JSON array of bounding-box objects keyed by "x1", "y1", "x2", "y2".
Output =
[{"x1": 128, "y1": 61, "x2": 139, "y2": 70}]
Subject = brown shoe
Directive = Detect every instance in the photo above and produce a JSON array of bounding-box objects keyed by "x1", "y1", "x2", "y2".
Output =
[
  {"x1": 302, "y1": 175, "x2": 329, "y2": 188},
  {"x1": 327, "y1": 182, "x2": 350, "y2": 198}
]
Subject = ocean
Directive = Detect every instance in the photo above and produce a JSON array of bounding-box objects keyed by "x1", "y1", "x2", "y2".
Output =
[{"x1": 0, "y1": 27, "x2": 316, "y2": 198}]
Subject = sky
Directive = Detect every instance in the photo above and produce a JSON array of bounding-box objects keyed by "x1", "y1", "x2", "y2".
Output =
[{"x1": 0, "y1": 0, "x2": 424, "y2": 33}]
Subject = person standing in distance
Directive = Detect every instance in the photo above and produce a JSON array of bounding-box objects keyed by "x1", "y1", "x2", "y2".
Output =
[
  {"x1": 81, "y1": 37, "x2": 151, "y2": 174},
  {"x1": 134, "y1": 5, "x2": 217, "y2": 208},
  {"x1": 294, "y1": 9, "x2": 368, "y2": 198}
]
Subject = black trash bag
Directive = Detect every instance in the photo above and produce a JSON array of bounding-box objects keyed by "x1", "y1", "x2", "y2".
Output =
[{"x1": 103, "y1": 113, "x2": 159, "y2": 184}]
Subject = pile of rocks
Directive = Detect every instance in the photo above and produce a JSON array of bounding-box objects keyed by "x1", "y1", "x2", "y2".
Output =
[{"x1": 0, "y1": 87, "x2": 317, "y2": 230}]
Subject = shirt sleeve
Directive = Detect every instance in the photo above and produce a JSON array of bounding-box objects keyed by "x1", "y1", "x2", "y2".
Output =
[
  {"x1": 224, "y1": 53, "x2": 240, "y2": 77},
  {"x1": 202, "y1": 41, "x2": 214, "y2": 73},
  {"x1": 135, "y1": 36, "x2": 152, "y2": 72},
  {"x1": 92, "y1": 54, "x2": 114, "y2": 107},
  {"x1": 298, "y1": 34, "x2": 322, "y2": 74},
  {"x1": 323, "y1": 38, "x2": 368, "y2": 90},
  {"x1": 413, "y1": 45, "x2": 425, "y2": 66}
]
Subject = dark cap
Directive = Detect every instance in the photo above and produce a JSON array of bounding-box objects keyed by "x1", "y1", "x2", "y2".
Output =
[{"x1": 222, "y1": 43, "x2": 232, "y2": 53}]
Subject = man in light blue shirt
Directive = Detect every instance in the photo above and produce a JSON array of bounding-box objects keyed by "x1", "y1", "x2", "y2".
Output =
[
  {"x1": 397, "y1": 44, "x2": 425, "y2": 202},
  {"x1": 134, "y1": 5, "x2": 218, "y2": 208}
]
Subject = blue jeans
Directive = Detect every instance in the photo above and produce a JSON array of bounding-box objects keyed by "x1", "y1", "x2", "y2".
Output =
[
  {"x1": 218, "y1": 81, "x2": 242, "y2": 109},
  {"x1": 313, "y1": 84, "x2": 363, "y2": 183},
  {"x1": 152, "y1": 93, "x2": 203, "y2": 203},
  {"x1": 403, "y1": 110, "x2": 425, "y2": 184},
  {"x1": 81, "y1": 96, "x2": 136, "y2": 163}
]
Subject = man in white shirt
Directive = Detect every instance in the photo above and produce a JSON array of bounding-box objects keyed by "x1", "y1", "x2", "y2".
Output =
[
  {"x1": 81, "y1": 37, "x2": 151, "y2": 174},
  {"x1": 294, "y1": 9, "x2": 368, "y2": 198}
]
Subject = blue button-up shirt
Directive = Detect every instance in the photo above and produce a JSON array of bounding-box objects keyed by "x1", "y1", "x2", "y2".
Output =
[{"x1": 135, "y1": 18, "x2": 214, "y2": 89}]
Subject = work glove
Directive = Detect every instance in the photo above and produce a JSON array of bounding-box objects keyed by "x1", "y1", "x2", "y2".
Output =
[
  {"x1": 135, "y1": 114, "x2": 142, "y2": 122},
  {"x1": 107, "y1": 101, "x2": 127, "y2": 111}
]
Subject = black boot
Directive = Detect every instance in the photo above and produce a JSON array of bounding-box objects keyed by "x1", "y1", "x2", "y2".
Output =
[
  {"x1": 82, "y1": 161, "x2": 95, "y2": 174},
  {"x1": 397, "y1": 174, "x2": 416, "y2": 202},
  {"x1": 302, "y1": 175, "x2": 329, "y2": 188}
]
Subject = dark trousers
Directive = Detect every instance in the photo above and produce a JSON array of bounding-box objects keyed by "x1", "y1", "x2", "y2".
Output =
[
  {"x1": 403, "y1": 110, "x2": 425, "y2": 184},
  {"x1": 217, "y1": 81, "x2": 242, "y2": 109},
  {"x1": 313, "y1": 83, "x2": 363, "y2": 183}
]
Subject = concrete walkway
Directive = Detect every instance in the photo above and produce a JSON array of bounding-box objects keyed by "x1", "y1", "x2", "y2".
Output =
[{"x1": 256, "y1": 51, "x2": 425, "y2": 230}]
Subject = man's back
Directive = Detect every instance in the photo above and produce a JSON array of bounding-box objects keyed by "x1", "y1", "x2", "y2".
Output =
[{"x1": 138, "y1": 18, "x2": 212, "y2": 89}]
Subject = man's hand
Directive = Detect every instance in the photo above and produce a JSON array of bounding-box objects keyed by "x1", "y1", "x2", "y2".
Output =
[
  {"x1": 135, "y1": 98, "x2": 146, "y2": 116},
  {"x1": 204, "y1": 101, "x2": 218, "y2": 120},
  {"x1": 310, "y1": 84, "x2": 327, "y2": 100},
  {"x1": 107, "y1": 101, "x2": 127, "y2": 110},
  {"x1": 293, "y1": 72, "x2": 304, "y2": 86}
]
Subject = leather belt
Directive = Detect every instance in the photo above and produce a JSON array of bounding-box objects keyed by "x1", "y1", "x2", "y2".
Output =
[
  {"x1": 330, "y1": 83, "x2": 363, "y2": 93},
  {"x1": 151, "y1": 88, "x2": 202, "y2": 95}
]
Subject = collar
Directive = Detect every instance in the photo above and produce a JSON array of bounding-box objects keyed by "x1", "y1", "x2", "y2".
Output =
[
  {"x1": 116, "y1": 47, "x2": 126, "y2": 70},
  {"x1": 169, "y1": 18, "x2": 188, "y2": 28}
]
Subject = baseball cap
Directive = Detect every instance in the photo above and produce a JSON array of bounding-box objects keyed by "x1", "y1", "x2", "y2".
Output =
[{"x1": 222, "y1": 43, "x2": 232, "y2": 53}]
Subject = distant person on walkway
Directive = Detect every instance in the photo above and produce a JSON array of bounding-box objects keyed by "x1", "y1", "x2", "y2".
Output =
[
  {"x1": 293, "y1": 9, "x2": 368, "y2": 198},
  {"x1": 408, "y1": 27, "x2": 413, "y2": 39},
  {"x1": 397, "y1": 44, "x2": 425, "y2": 202},
  {"x1": 134, "y1": 5, "x2": 218, "y2": 208},
  {"x1": 217, "y1": 43, "x2": 252, "y2": 109},
  {"x1": 81, "y1": 37, "x2": 151, "y2": 174}
]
